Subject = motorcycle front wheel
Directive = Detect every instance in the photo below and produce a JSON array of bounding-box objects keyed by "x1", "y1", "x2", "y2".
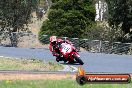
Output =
[{"x1": 73, "y1": 55, "x2": 84, "y2": 65}]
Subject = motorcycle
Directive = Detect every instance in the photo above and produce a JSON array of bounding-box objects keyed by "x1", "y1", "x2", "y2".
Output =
[{"x1": 57, "y1": 42, "x2": 84, "y2": 65}]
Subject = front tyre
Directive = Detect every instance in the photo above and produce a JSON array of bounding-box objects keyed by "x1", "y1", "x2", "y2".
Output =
[{"x1": 73, "y1": 55, "x2": 84, "y2": 65}]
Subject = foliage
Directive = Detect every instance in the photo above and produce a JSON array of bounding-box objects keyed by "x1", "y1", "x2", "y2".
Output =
[
  {"x1": 39, "y1": 0, "x2": 96, "y2": 43},
  {"x1": 106, "y1": 0, "x2": 132, "y2": 35},
  {"x1": 85, "y1": 21, "x2": 124, "y2": 42},
  {"x1": 0, "y1": 0, "x2": 38, "y2": 46},
  {"x1": 0, "y1": 0, "x2": 38, "y2": 31}
]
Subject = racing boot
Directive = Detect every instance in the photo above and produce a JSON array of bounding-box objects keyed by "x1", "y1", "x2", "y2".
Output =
[
  {"x1": 56, "y1": 57, "x2": 61, "y2": 62},
  {"x1": 56, "y1": 58, "x2": 60, "y2": 62},
  {"x1": 56, "y1": 56, "x2": 64, "y2": 62}
]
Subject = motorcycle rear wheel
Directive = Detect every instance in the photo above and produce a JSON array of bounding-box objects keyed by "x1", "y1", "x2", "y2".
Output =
[{"x1": 73, "y1": 55, "x2": 84, "y2": 65}]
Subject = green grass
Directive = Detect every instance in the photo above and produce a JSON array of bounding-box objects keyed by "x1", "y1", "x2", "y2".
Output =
[
  {"x1": 0, "y1": 79, "x2": 131, "y2": 88},
  {"x1": 0, "y1": 57, "x2": 63, "y2": 71}
]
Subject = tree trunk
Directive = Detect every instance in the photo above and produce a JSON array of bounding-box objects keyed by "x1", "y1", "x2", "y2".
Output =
[
  {"x1": 98, "y1": 1, "x2": 101, "y2": 21},
  {"x1": 9, "y1": 29, "x2": 18, "y2": 47}
]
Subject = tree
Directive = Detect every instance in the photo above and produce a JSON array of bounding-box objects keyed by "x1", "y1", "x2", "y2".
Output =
[
  {"x1": 39, "y1": 0, "x2": 96, "y2": 42},
  {"x1": 0, "y1": 0, "x2": 38, "y2": 46},
  {"x1": 106, "y1": 0, "x2": 132, "y2": 35},
  {"x1": 94, "y1": 0, "x2": 108, "y2": 21}
]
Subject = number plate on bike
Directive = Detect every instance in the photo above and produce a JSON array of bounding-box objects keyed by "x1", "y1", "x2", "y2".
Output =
[{"x1": 61, "y1": 43, "x2": 72, "y2": 54}]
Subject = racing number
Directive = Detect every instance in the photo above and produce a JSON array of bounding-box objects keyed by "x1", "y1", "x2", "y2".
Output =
[
  {"x1": 62, "y1": 44, "x2": 70, "y2": 53},
  {"x1": 63, "y1": 46, "x2": 70, "y2": 52}
]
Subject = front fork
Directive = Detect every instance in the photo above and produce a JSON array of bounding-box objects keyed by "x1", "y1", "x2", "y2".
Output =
[{"x1": 72, "y1": 51, "x2": 80, "y2": 58}]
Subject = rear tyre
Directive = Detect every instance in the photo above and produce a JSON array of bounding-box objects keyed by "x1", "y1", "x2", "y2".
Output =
[{"x1": 73, "y1": 55, "x2": 84, "y2": 65}]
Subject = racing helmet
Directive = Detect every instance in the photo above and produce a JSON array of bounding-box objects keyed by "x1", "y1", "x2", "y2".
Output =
[{"x1": 50, "y1": 36, "x2": 57, "y2": 45}]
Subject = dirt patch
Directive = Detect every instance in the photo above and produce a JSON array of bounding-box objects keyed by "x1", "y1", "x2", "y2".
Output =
[
  {"x1": 0, "y1": 73, "x2": 131, "y2": 80},
  {"x1": 0, "y1": 73, "x2": 76, "y2": 80}
]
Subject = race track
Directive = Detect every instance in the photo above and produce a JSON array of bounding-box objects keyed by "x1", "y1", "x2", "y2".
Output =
[{"x1": 0, "y1": 46, "x2": 132, "y2": 73}]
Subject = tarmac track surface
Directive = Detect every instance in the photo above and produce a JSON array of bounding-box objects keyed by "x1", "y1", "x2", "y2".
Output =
[{"x1": 0, "y1": 46, "x2": 132, "y2": 73}]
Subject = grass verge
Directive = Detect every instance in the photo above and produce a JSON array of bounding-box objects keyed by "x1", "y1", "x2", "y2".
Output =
[
  {"x1": 0, "y1": 79, "x2": 131, "y2": 88},
  {"x1": 0, "y1": 57, "x2": 63, "y2": 71}
]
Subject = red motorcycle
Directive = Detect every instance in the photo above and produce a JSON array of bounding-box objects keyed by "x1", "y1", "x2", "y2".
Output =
[{"x1": 58, "y1": 42, "x2": 84, "y2": 65}]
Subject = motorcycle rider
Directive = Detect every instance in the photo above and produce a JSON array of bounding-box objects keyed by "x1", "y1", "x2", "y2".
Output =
[{"x1": 49, "y1": 36, "x2": 73, "y2": 62}]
